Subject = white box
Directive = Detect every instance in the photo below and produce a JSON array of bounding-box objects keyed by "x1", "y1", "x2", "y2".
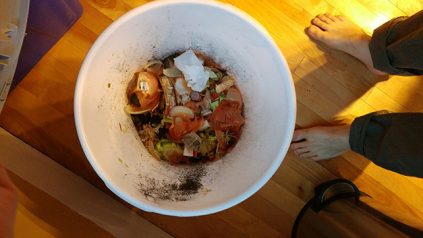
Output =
[{"x1": 0, "y1": 0, "x2": 29, "y2": 113}]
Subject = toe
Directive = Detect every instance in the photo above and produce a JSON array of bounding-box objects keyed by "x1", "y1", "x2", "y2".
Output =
[
  {"x1": 306, "y1": 25, "x2": 326, "y2": 41},
  {"x1": 312, "y1": 17, "x2": 330, "y2": 31},
  {"x1": 294, "y1": 147, "x2": 310, "y2": 154},
  {"x1": 290, "y1": 141, "x2": 309, "y2": 150},
  {"x1": 309, "y1": 154, "x2": 328, "y2": 161},
  {"x1": 324, "y1": 13, "x2": 338, "y2": 22},
  {"x1": 292, "y1": 129, "x2": 307, "y2": 142},
  {"x1": 299, "y1": 151, "x2": 317, "y2": 159},
  {"x1": 317, "y1": 14, "x2": 333, "y2": 24},
  {"x1": 336, "y1": 15, "x2": 345, "y2": 21}
]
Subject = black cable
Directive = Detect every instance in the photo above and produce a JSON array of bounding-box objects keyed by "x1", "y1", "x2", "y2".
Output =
[
  {"x1": 291, "y1": 179, "x2": 361, "y2": 238},
  {"x1": 291, "y1": 199, "x2": 314, "y2": 238}
]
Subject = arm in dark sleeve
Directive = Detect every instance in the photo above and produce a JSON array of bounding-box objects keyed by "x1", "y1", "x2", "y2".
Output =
[
  {"x1": 350, "y1": 111, "x2": 423, "y2": 177},
  {"x1": 369, "y1": 10, "x2": 423, "y2": 75}
]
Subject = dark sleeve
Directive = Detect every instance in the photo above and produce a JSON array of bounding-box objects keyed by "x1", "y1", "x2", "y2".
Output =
[
  {"x1": 350, "y1": 111, "x2": 423, "y2": 177},
  {"x1": 369, "y1": 10, "x2": 423, "y2": 75}
]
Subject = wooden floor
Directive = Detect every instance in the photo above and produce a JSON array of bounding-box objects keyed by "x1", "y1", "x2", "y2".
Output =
[
  {"x1": 1, "y1": 0, "x2": 423, "y2": 237},
  {"x1": 1, "y1": 127, "x2": 170, "y2": 238}
]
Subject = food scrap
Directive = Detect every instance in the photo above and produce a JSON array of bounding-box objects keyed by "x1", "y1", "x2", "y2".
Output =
[{"x1": 126, "y1": 50, "x2": 245, "y2": 165}]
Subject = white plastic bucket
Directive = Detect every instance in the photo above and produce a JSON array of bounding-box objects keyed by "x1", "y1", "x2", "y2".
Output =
[{"x1": 74, "y1": 0, "x2": 296, "y2": 217}]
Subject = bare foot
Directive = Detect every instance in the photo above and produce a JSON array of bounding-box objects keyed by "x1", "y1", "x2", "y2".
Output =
[
  {"x1": 306, "y1": 13, "x2": 386, "y2": 75},
  {"x1": 290, "y1": 125, "x2": 351, "y2": 161}
]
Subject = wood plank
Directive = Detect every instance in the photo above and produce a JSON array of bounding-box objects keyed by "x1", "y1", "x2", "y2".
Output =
[
  {"x1": 1, "y1": 127, "x2": 171, "y2": 238},
  {"x1": 388, "y1": 0, "x2": 422, "y2": 16},
  {"x1": 10, "y1": 172, "x2": 114, "y2": 238},
  {"x1": 373, "y1": 75, "x2": 423, "y2": 112}
]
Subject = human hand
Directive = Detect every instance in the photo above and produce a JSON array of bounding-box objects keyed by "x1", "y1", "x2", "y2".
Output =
[{"x1": 0, "y1": 162, "x2": 18, "y2": 238}]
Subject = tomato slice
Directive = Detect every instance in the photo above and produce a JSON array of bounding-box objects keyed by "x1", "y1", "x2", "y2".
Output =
[
  {"x1": 185, "y1": 101, "x2": 201, "y2": 114},
  {"x1": 169, "y1": 117, "x2": 204, "y2": 141},
  {"x1": 187, "y1": 117, "x2": 204, "y2": 132},
  {"x1": 209, "y1": 100, "x2": 245, "y2": 131}
]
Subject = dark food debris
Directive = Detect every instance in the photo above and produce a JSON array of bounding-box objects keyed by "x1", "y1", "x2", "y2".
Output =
[{"x1": 138, "y1": 166, "x2": 206, "y2": 201}]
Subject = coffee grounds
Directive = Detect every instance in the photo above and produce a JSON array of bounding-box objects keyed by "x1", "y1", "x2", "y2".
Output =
[{"x1": 138, "y1": 166, "x2": 206, "y2": 201}]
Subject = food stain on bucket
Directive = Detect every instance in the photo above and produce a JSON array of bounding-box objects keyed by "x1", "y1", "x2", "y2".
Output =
[{"x1": 138, "y1": 166, "x2": 207, "y2": 201}]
